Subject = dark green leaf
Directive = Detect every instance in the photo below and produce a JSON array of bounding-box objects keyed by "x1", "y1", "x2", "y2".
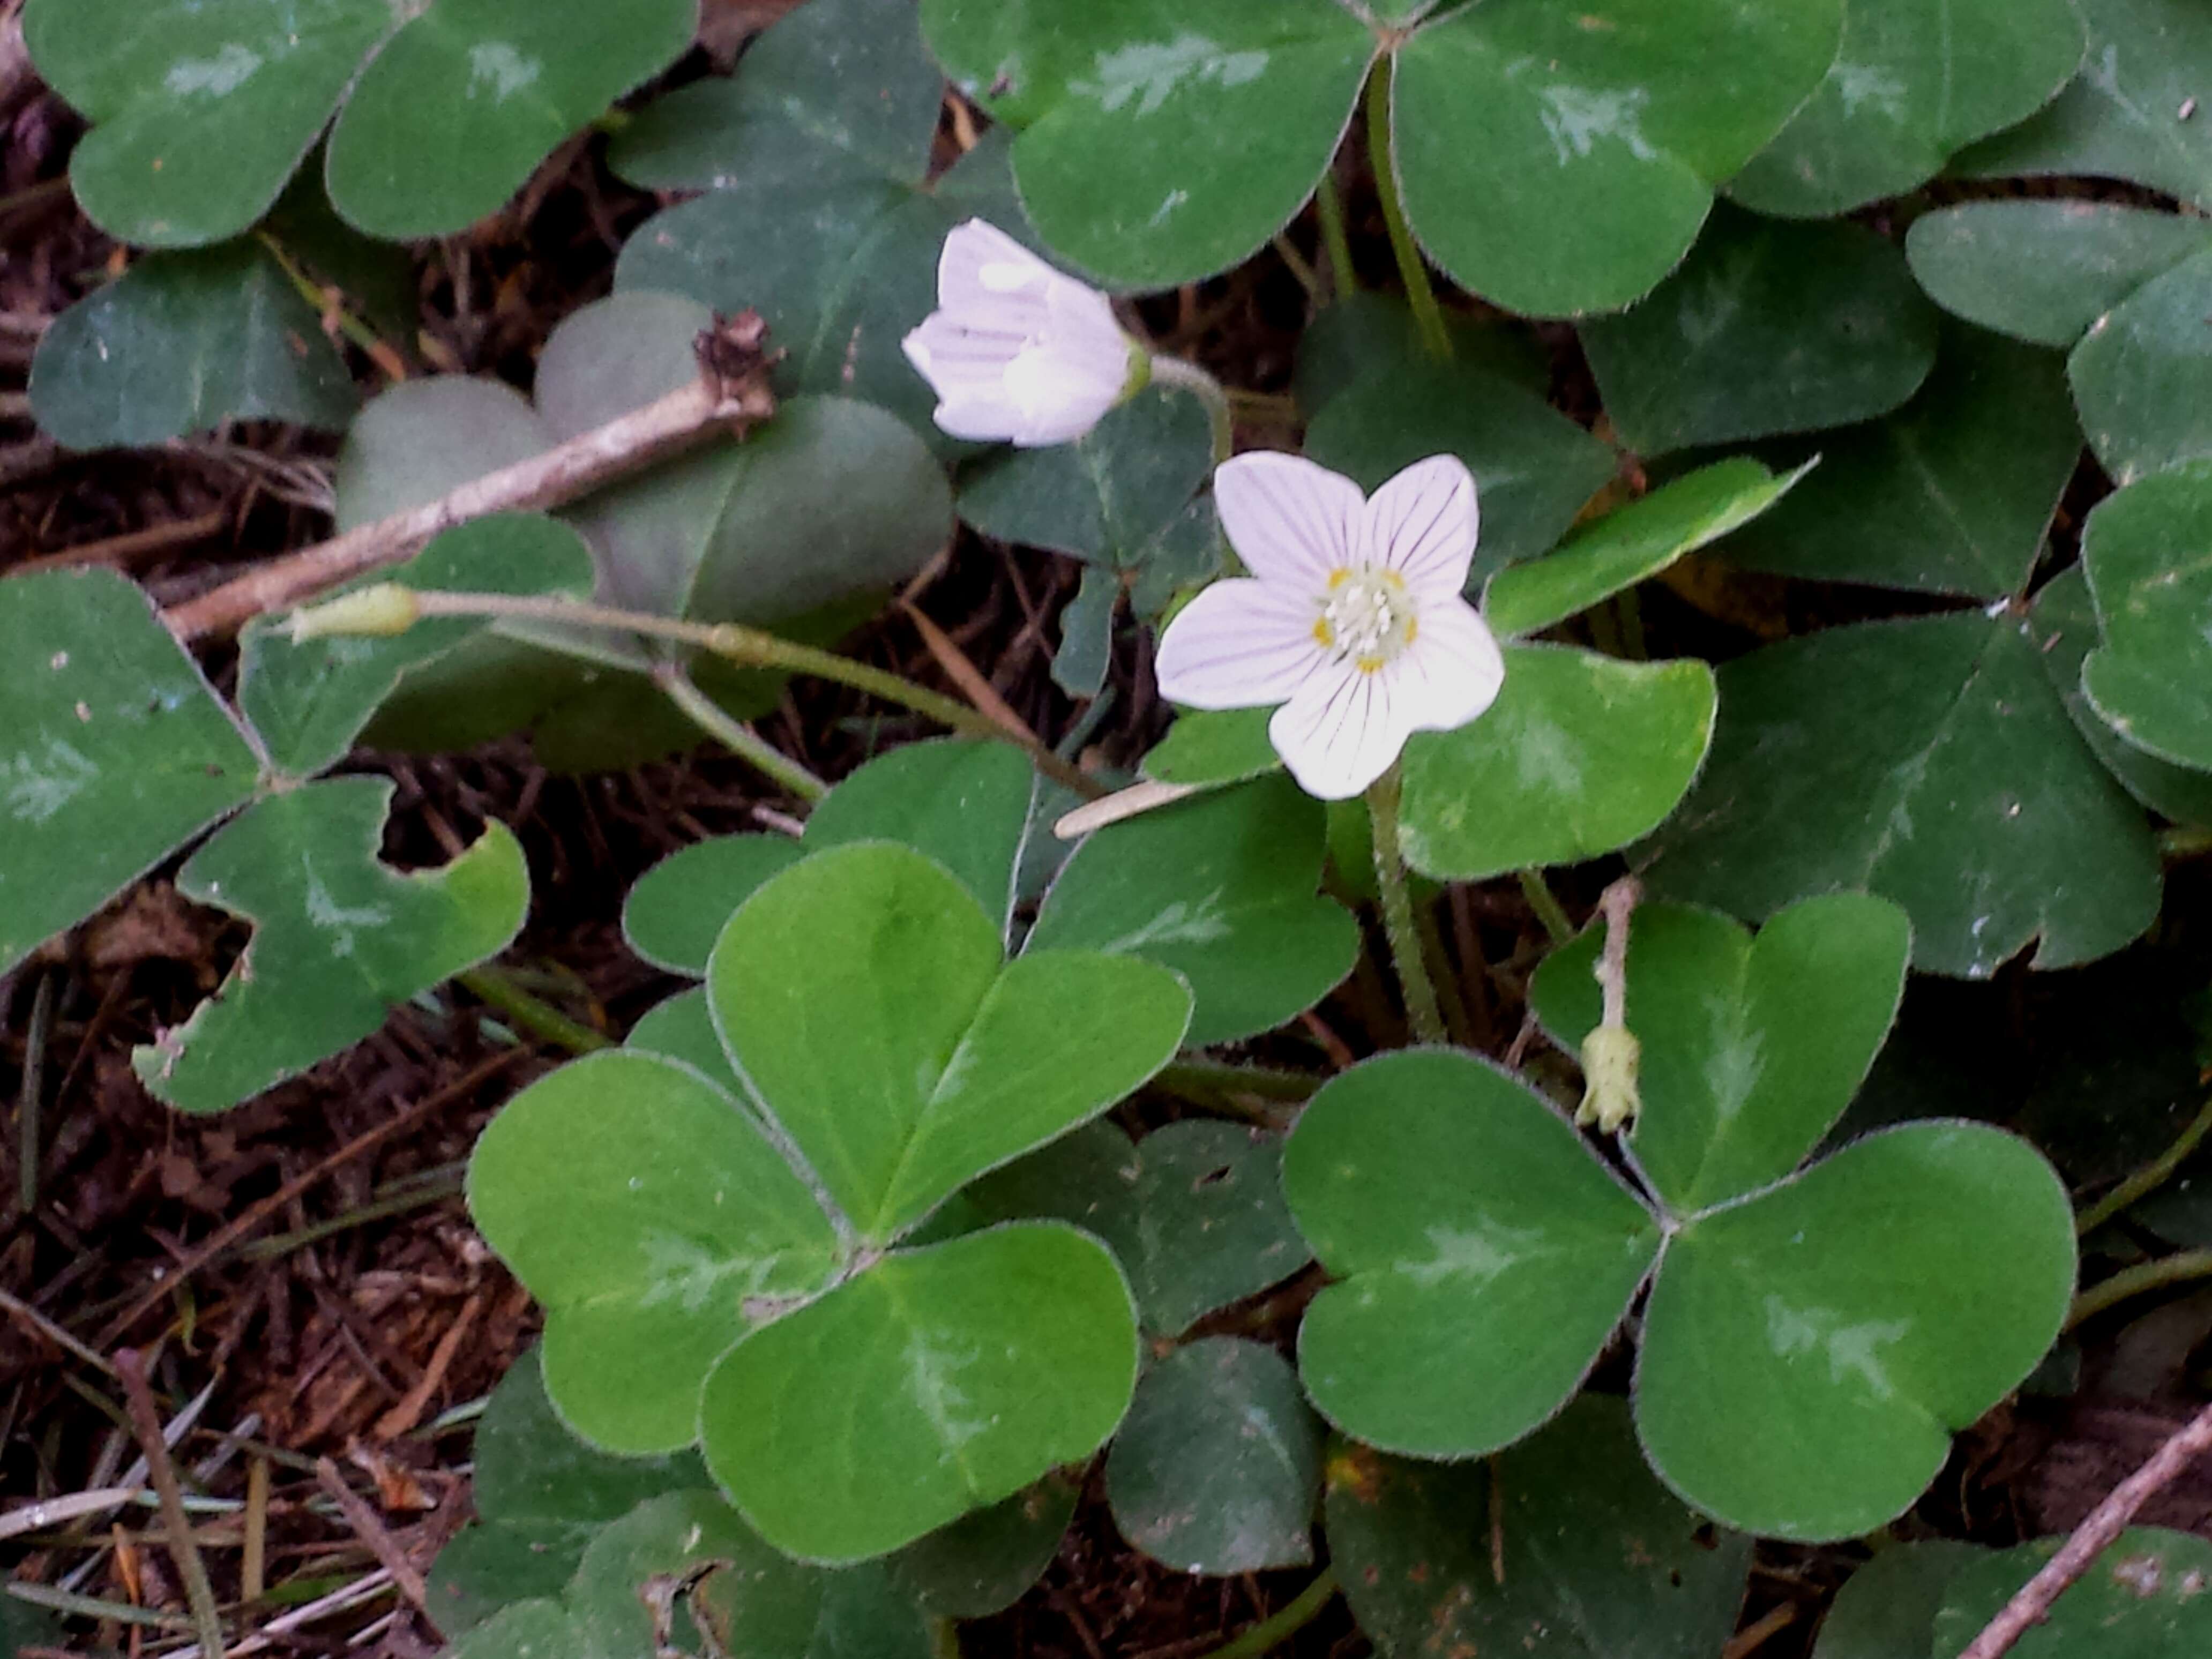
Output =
[
  {"x1": 890, "y1": 1473, "x2": 1080, "y2": 1620},
  {"x1": 1934, "y1": 1529, "x2": 2212, "y2": 1657},
  {"x1": 1580, "y1": 204, "x2": 1938, "y2": 455},
  {"x1": 2068, "y1": 244, "x2": 2212, "y2": 483},
  {"x1": 1105, "y1": 1339, "x2": 1321, "y2": 1576},
  {"x1": 2081, "y1": 460, "x2": 2212, "y2": 774}
]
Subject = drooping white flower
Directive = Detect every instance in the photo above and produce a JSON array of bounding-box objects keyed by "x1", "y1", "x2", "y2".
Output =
[
  {"x1": 901, "y1": 219, "x2": 1142, "y2": 447},
  {"x1": 1155, "y1": 452, "x2": 1506, "y2": 800}
]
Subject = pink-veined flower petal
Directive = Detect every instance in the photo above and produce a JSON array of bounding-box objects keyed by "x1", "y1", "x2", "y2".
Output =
[
  {"x1": 1154, "y1": 579, "x2": 1327, "y2": 710},
  {"x1": 1392, "y1": 597, "x2": 1506, "y2": 734},
  {"x1": 1364, "y1": 454, "x2": 1478, "y2": 602},
  {"x1": 1268, "y1": 662, "x2": 1409, "y2": 800},
  {"x1": 936, "y1": 219, "x2": 1057, "y2": 322},
  {"x1": 1214, "y1": 452, "x2": 1364, "y2": 588}
]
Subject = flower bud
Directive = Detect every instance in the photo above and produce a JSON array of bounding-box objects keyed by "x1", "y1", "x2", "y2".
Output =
[
  {"x1": 1576, "y1": 1023, "x2": 1642, "y2": 1135},
  {"x1": 288, "y1": 584, "x2": 422, "y2": 644}
]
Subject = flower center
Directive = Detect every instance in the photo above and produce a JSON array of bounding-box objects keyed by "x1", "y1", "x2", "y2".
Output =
[{"x1": 1314, "y1": 568, "x2": 1418, "y2": 672}]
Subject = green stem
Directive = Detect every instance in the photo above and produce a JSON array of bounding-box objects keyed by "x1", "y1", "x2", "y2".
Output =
[
  {"x1": 1367, "y1": 764, "x2": 1448, "y2": 1044},
  {"x1": 1156, "y1": 1058, "x2": 1321, "y2": 1107},
  {"x1": 1196, "y1": 1569, "x2": 1339, "y2": 1659},
  {"x1": 458, "y1": 967, "x2": 611, "y2": 1056},
  {"x1": 1314, "y1": 167, "x2": 1356, "y2": 303},
  {"x1": 1518, "y1": 869, "x2": 1575, "y2": 945},
  {"x1": 254, "y1": 231, "x2": 402, "y2": 372},
  {"x1": 2162, "y1": 825, "x2": 2212, "y2": 860},
  {"x1": 301, "y1": 587, "x2": 1100, "y2": 798},
  {"x1": 655, "y1": 664, "x2": 829, "y2": 803},
  {"x1": 1272, "y1": 233, "x2": 1324, "y2": 305},
  {"x1": 239, "y1": 1171, "x2": 465, "y2": 1262},
  {"x1": 2078, "y1": 1095, "x2": 2212, "y2": 1235},
  {"x1": 1150, "y1": 355, "x2": 1235, "y2": 465},
  {"x1": 2067, "y1": 1250, "x2": 2212, "y2": 1331},
  {"x1": 1365, "y1": 56, "x2": 1450, "y2": 361}
]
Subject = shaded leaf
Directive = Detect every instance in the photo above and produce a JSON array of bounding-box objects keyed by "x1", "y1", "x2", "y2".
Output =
[
  {"x1": 701, "y1": 1222, "x2": 1139, "y2": 1563},
  {"x1": 1714, "y1": 322, "x2": 2082, "y2": 598},
  {"x1": 1641, "y1": 611, "x2": 2163, "y2": 976},
  {"x1": 467, "y1": 1050, "x2": 845, "y2": 1454},
  {"x1": 622, "y1": 986, "x2": 745, "y2": 1100},
  {"x1": 1325, "y1": 1396, "x2": 1753, "y2": 1659},
  {"x1": 890, "y1": 1473, "x2": 1080, "y2": 1620},
  {"x1": 1028, "y1": 776, "x2": 1359, "y2": 1047},
  {"x1": 30, "y1": 240, "x2": 355, "y2": 448},
  {"x1": 1580, "y1": 204, "x2": 1938, "y2": 455},
  {"x1": 1809, "y1": 1540, "x2": 1987, "y2": 1659},
  {"x1": 2081, "y1": 460, "x2": 2212, "y2": 774},
  {"x1": 134, "y1": 777, "x2": 528, "y2": 1114},
  {"x1": 1105, "y1": 1339, "x2": 1321, "y2": 1576},
  {"x1": 1934, "y1": 1529, "x2": 2212, "y2": 1656},
  {"x1": 0, "y1": 569, "x2": 260, "y2": 976},
  {"x1": 970, "y1": 1119, "x2": 1313, "y2": 1339},
  {"x1": 1304, "y1": 353, "x2": 1616, "y2": 585},
  {"x1": 2069, "y1": 244, "x2": 2212, "y2": 483},
  {"x1": 1294, "y1": 292, "x2": 1551, "y2": 409},
  {"x1": 1396, "y1": 645, "x2": 1717, "y2": 882}
]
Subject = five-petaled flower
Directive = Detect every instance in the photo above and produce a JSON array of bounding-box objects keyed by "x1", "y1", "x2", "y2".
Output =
[
  {"x1": 1155, "y1": 453, "x2": 1506, "y2": 800},
  {"x1": 902, "y1": 219, "x2": 1142, "y2": 447}
]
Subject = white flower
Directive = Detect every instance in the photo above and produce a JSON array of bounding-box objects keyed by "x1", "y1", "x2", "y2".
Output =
[
  {"x1": 901, "y1": 219, "x2": 1141, "y2": 447},
  {"x1": 1155, "y1": 453, "x2": 1506, "y2": 800}
]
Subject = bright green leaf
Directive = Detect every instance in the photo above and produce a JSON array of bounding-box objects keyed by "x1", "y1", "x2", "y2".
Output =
[
  {"x1": 625, "y1": 839, "x2": 810, "y2": 975},
  {"x1": 969, "y1": 1119, "x2": 1313, "y2": 1338},
  {"x1": 1904, "y1": 201, "x2": 2212, "y2": 349},
  {"x1": 1028, "y1": 776, "x2": 1358, "y2": 1047},
  {"x1": 920, "y1": 0, "x2": 1376, "y2": 290},
  {"x1": 1140, "y1": 707, "x2": 1280, "y2": 789},
  {"x1": 1393, "y1": 0, "x2": 1844, "y2": 317},
  {"x1": 467, "y1": 1050, "x2": 844, "y2": 1454},
  {"x1": 29, "y1": 241, "x2": 355, "y2": 449},
  {"x1": 1325, "y1": 1396, "x2": 1753, "y2": 1659},
  {"x1": 1957, "y1": 0, "x2": 2212, "y2": 212},
  {"x1": 1532, "y1": 895, "x2": 1911, "y2": 1213},
  {"x1": 1715, "y1": 322, "x2": 2082, "y2": 598},
  {"x1": 0, "y1": 569, "x2": 259, "y2": 976},
  {"x1": 1484, "y1": 457, "x2": 1812, "y2": 637},
  {"x1": 1396, "y1": 645, "x2": 1717, "y2": 882},
  {"x1": 2031, "y1": 569, "x2": 2212, "y2": 829},
  {"x1": 238, "y1": 514, "x2": 597, "y2": 780},
  {"x1": 1639, "y1": 1122, "x2": 2075, "y2": 1539},
  {"x1": 1580, "y1": 204, "x2": 1939, "y2": 455},
  {"x1": 709, "y1": 843, "x2": 1190, "y2": 1242},
  {"x1": 1105, "y1": 1338, "x2": 1321, "y2": 1576},
  {"x1": 2082, "y1": 461, "x2": 2212, "y2": 774},
  {"x1": 1727, "y1": 0, "x2": 2082, "y2": 218},
  {"x1": 1283, "y1": 1049, "x2": 1662, "y2": 1458},
  {"x1": 701, "y1": 1222, "x2": 1139, "y2": 1563},
  {"x1": 1304, "y1": 354, "x2": 1616, "y2": 585},
  {"x1": 623, "y1": 987, "x2": 745, "y2": 1100},
  {"x1": 134, "y1": 777, "x2": 528, "y2": 1114},
  {"x1": 1641, "y1": 611, "x2": 2164, "y2": 976},
  {"x1": 1931, "y1": 1528, "x2": 2212, "y2": 1657}
]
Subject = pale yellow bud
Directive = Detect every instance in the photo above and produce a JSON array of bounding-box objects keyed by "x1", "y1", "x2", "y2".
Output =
[
  {"x1": 1576, "y1": 1023, "x2": 1642, "y2": 1135},
  {"x1": 288, "y1": 584, "x2": 423, "y2": 644}
]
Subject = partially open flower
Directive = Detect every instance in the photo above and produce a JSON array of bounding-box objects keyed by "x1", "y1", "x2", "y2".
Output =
[
  {"x1": 902, "y1": 219, "x2": 1143, "y2": 447},
  {"x1": 1155, "y1": 453, "x2": 1506, "y2": 800}
]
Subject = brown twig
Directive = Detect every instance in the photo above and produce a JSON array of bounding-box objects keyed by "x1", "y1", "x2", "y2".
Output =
[
  {"x1": 94, "y1": 1050, "x2": 525, "y2": 1346},
  {"x1": 1957, "y1": 1396, "x2": 2212, "y2": 1658},
  {"x1": 13, "y1": 509, "x2": 230, "y2": 575},
  {"x1": 371, "y1": 1291, "x2": 482, "y2": 1439},
  {"x1": 316, "y1": 1458, "x2": 431, "y2": 1620},
  {"x1": 162, "y1": 315, "x2": 778, "y2": 640},
  {"x1": 1593, "y1": 875, "x2": 1641, "y2": 1030},
  {"x1": 115, "y1": 1349, "x2": 228, "y2": 1659}
]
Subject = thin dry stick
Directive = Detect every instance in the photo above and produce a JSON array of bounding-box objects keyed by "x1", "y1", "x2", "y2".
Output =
[
  {"x1": 315, "y1": 1459, "x2": 430, "y2": 1619},
  {"x1": 115, "y1": 1349, "x2": 226, "y2": 1659},
  {"x1": 1958, "y1": 1396, "x2": 2212, "y2": 1659},
  {"x1": 163, "y1": 316, "x2": 778, "y2": 640},
  {"x1": 14, "y1": 509, "x2": 229, "y2": 576},
  {"x1": 371, "y1": 1291, "x2": 482, "y2": 1440},
  {"x1": 95, "y1": 1050, "x2": 525, "y2": 1345}
]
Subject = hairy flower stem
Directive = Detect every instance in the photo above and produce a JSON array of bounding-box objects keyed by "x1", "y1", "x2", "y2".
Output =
[
  {"x1": 293, "y1": 586, "x2": 1100, "y2": 798},
  {"x1": 1150, "y1": 354, "x2": 1235, "y2": 464},
  {"x1": 1365, "y1": 55, "x2": 1452, "y2": 361},
  {"x1": 1315, "y1": 167, "x2": 1356, "y2": 302},
  {"x1": 1519, "y1": 868, "x2": 1575, "y2": 945},
  {"x1": 1197, "y1": 1568, "x2": 1339, "y2": 1659},
  {"x1": 1367, "y1": 764, "x2": 1448, "y2": 1045},
  {"x1": 654, "y1": 663, "x2": 829, "y2": 804}
]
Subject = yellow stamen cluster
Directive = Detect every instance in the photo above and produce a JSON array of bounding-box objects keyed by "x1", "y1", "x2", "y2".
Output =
[{"x1": 1313, "y1": 568, "x2": 1419, "y2": 674}]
